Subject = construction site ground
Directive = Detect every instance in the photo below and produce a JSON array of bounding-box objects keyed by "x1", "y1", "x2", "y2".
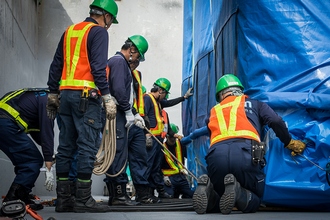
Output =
[{"x1": 21, "y1": 196, "x2": 329, "y2": 220}]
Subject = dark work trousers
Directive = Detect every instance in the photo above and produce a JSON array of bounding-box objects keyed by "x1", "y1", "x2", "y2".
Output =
[
  {"x1": 0, "y1": 118, "x2": 43, "y2": 192},
  {"x1": 146, "y1": 135, "x2": 165, "y2": 189},
  {"x1": 206, "y1": 139, "x2": 265, "y2": 212},
  {"x1": 127, "y1": 125, "x2": 149, "y2": 185},
  {"x1": 104, "y1": 109, "x2": 128, "y2": 184},
  {"x1": 56, "y1": 90, "x2": 102, "y2": 180},
  {"x1": 164, "y1": 174, "x2": 194, "y2": 198}
]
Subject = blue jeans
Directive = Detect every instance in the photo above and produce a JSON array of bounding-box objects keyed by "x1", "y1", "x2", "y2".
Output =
[
  {"x1": 56, "y1": 90, "x2": 102, "y2": 180},
  {"x1": 0, "y1": 118, "x2": 43, "y2": 191}
]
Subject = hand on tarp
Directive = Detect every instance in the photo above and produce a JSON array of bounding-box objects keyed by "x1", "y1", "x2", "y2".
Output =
[
  {"x1": 46, "y1": 93, "x2": 59, "y2": 120},
  {"x1": 45, "y1": 168, "x2": 54, "y2": 191},
  {"x1": 184, "y1": 87, "x2": 193, "y2": 99},
  {"x1": 164, "y1": 176, "x2": 171, "y2": 186},
  {"x1": 285, "y1": 139, "x2": 306, "y2": 156}
]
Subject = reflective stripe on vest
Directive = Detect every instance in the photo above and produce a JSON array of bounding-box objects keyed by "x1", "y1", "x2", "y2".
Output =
[
  {"x1": 162, "y1": 139, "x2": 183, "y2": 176},
  {"x1": 208, "y1": 95, "x2": 260, "y2": 146},
  {"x1": 132, "y1": 70, "x2": 145, "y2": 116},
  {"x1": 0, "y1": 88, "x2": 42, "y2": 133},
  {"x1": 147, "y1": 93, "x2": 164, "y2": 136},
  {"x1": 60, "y1": 22, "x2": 97, "y2": 90}
]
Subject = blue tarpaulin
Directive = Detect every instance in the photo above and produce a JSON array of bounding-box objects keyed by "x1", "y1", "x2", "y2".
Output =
[{"x1": 181, "y1": 0, "x2": 330, "y2": 210}]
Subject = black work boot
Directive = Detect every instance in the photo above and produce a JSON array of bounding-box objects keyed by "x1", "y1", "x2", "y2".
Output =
[
  {"x1": 192, "y1": 174, "x2": 219, "y2": 214},
  {"x1": 219, "y1": 173, "x2": 251, "y2": 214},
  {"x1": 3, "y1": 183, "x2": 43, "y2": 211},
  {"x1": 55, "y1": 181, "x2": 75, "y2": 212},
  {"x1": 105, "y1": 182, "x2": 114, "y2": 206},
  {"x1": 111, "y1": 184, "x2": 140, "y2": 206},
  {"x1": 74, "y1": 181, "x2": 111, "y2": 213},
  {"x1": 135, "y1": 185, "x2": 161, "y2": 204},
  {"x1": 156, "y1": 185, "x2": 172, "y2": 198}
]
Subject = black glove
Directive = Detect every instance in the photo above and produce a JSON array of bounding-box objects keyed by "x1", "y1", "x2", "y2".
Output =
[
  {"x1": 146, "y1": 135, "x2": 153, "y2": 148},
  {"x1": 46, "y1": 93, "x2": 60, "y2": 120}
]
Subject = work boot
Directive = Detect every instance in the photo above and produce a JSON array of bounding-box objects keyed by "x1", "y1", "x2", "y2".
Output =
[
  {"x1": 135, "y1": 185, "x2": 161, "y2": 204},
  {"x1": 111, "y1": 184, "x2": 140, "y2": 206},
  {"x1": 55, "y1": 180, "x2": 75, "y2": 212},
  {"x1": 3, "y1": 183, "x2": 43, "y2": 211},
  {"x1": 156, "y1": 185, "x2": 172, "y2": 198},
  {"x1": 74, "y1": 180, "x2": 111, "y2": 213},
  {"x1": 192, "y1": 174, "x2": 219, "y2": 214},
  {"x1": 219, "y1": 173, "x2": 251, "y2": 214}
]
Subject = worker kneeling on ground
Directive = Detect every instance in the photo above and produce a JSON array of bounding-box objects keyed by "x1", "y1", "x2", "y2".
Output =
[{"x1": 192, "y1": 74, "x2": 306, "y2": 215}]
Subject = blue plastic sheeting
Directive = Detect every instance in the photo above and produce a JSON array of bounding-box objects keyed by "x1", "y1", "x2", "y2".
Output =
[{"x1": 182, "y1": 0, "x2": 330, "y2": 210}]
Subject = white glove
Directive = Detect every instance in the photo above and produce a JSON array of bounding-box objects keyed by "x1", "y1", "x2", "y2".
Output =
[
  {"x1": 45, "y1": 168, "x2": 54, "y2": 191},
  {"x1": 102, "y1": 94, "x2": 117, "y2": 120},
  {"x1": 125, "y1": 110, "x2": 135, "y2": 128},
  {"x1": 134, "y1": 114, "x2": 145, "y2": 129},
  {"x1": 164, "y1": 176, "x2": 171, "y2": 186},
  {"x1": 184, "y1": 87, "x2": 193, "y2": 99},
  {"x1": 180, "y1": 169, "x2": 188, "y2": 176}
]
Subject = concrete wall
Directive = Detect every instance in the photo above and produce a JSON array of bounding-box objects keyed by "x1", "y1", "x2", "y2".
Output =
[{"x1": 0, "y1": 0, "x2": 183, "y2": 197}]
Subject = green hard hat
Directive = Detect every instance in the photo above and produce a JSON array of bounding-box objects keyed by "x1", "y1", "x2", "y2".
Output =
[
  {"x1": 216, "y1": 74, "x2": 244, "y2": 102},
  {"x1": 142, "y1": 85, "x2": 147, "y2": 94},
  {"x1": 90, "y1": 0, "x2": 119, "y2": 24},
  {"x1": 128, "y1": 35, "x2": 148, "y2": 61},
  {"x1": 154, "y1": 78, "x2": 171, "y2": 93},
  {"x1": 170, "y1": 123, "x2": 179, "y2": 134}
]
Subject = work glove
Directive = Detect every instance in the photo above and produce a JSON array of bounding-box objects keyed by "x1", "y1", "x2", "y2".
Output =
[
  {"x1": 285, "y1": 139, "x2": 306, "y2": 156},
  {"x1": 134, "y1": 113, "x2": 145, "y2": 129},
  {"x1": 164, "y1": 176, "x2": 172, "y2": 186},
  {"x1": 46, "y1": 93, "x2": 60, "y2": 120},
  {"x1": 180, "y1": 169, "x2": 189, "y2": 176},
  {"x1": 146, "y1": 135, "x2": 153, "y2": 148},
  {"x1": 44, "y1": 168, "x2": 54, "y2": 191},
  {"x1": 184, "y1": 87, "x2": 193, "y2": 99},
  {"x1": 102, "y1": 94, "x2": 117, "y2": 120},
  {"x1": 125, "y1": 110, "x2": 135, "y2": 128}
]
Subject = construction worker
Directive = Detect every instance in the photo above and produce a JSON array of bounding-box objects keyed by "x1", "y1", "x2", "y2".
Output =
[
  {"x1": 0, "y1": 88, "x2": 55, "y2": 214},
  {"x1": 192, "y1": 74, "x2": 306, "y2": 215},
  {"x1": 46, "y1": 0, "x2": 118, "y2": 213},
  {"x1": 162, "y1": 123, "x2": 194, "y2": 198},
  {"x1": 144, "y1": 78, "x2": 180, "y2": 200},
  {"x1": 104, "y1": 35, "x2": 148, "y2": 206}
]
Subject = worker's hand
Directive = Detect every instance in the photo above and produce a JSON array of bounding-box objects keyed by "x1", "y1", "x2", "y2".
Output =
[
  {"x1": 125, "y1": 110, "x2": 135, "y2": 128},
  {"x1": 102, "y1": 95, "x2": 117, "y2": 120},
  {"x1": 146, "y1": 135, "x2": 153, "y2": 148},
  {"x1": 46, "y1": 93, "x2": 60, "y2": 120},
  {"x1": 45, "y1": 168, "x2": 54, "y2": 191},
  {"x1": 184, "y1": 87, "x2": 193, "y2": 99},
  {"x1": 285, "y1": 139, "x2": 306, "y2": 156},
  {"x1": 180, "y1": 169, "x2": 188, "y2": 176},
  {"x1": 164, "y1": 176, "x2": 171, "y2": 186},
  {"x1": 174, "y1": 134, "x2": 184, "y2": 140},
  {"x1": 134, "y1": 114, "x2": 145, "y2": 129}
]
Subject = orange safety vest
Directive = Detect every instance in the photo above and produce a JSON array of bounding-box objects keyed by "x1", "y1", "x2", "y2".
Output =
[
  {"x1": 60, "y1": 22, "x2": 98, "y2": 91},
  {"x1": 208, "y1": 95, "x2": 260, "y2": 146},
  {"x1": 147, "y1": 93, "x2": 167, "y2": 136},
  {"x1": 132, "y1": 70, "x2": 145, "y2": 116},
  {"x1": 162, "y1": 139, "x2": 183, "y2": 176}
]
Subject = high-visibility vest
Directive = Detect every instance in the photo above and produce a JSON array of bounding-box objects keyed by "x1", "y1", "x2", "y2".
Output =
[
  {"x1": 162, "y1": 139, "x2": 183, "y2": 176},
  {"x1": 161, "y1": 109, "x2": 169, "y2": 139},
  {"x1": 60, "y1": 22, "x2": 98, "y2": 91},
  {"x1": 208, "y1": 95, "x2": 260, "y2": 146},
  {"x1": 0, "y1": 88, "x2": 48, "y2": 133},
  {"x1": 132, "y1": 70, "x2": 145, "y2": 116},
  {"x1": 147, "y1": 93, "x2": 165, "y2": 136}
]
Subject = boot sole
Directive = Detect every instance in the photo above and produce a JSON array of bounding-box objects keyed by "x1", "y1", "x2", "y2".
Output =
[
  {"x1": 219, "y1": 174, "x2": 236, "y2": 214},
  {"x1": 192, "y1": 175, "x2": 210, "y2": 214}
]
